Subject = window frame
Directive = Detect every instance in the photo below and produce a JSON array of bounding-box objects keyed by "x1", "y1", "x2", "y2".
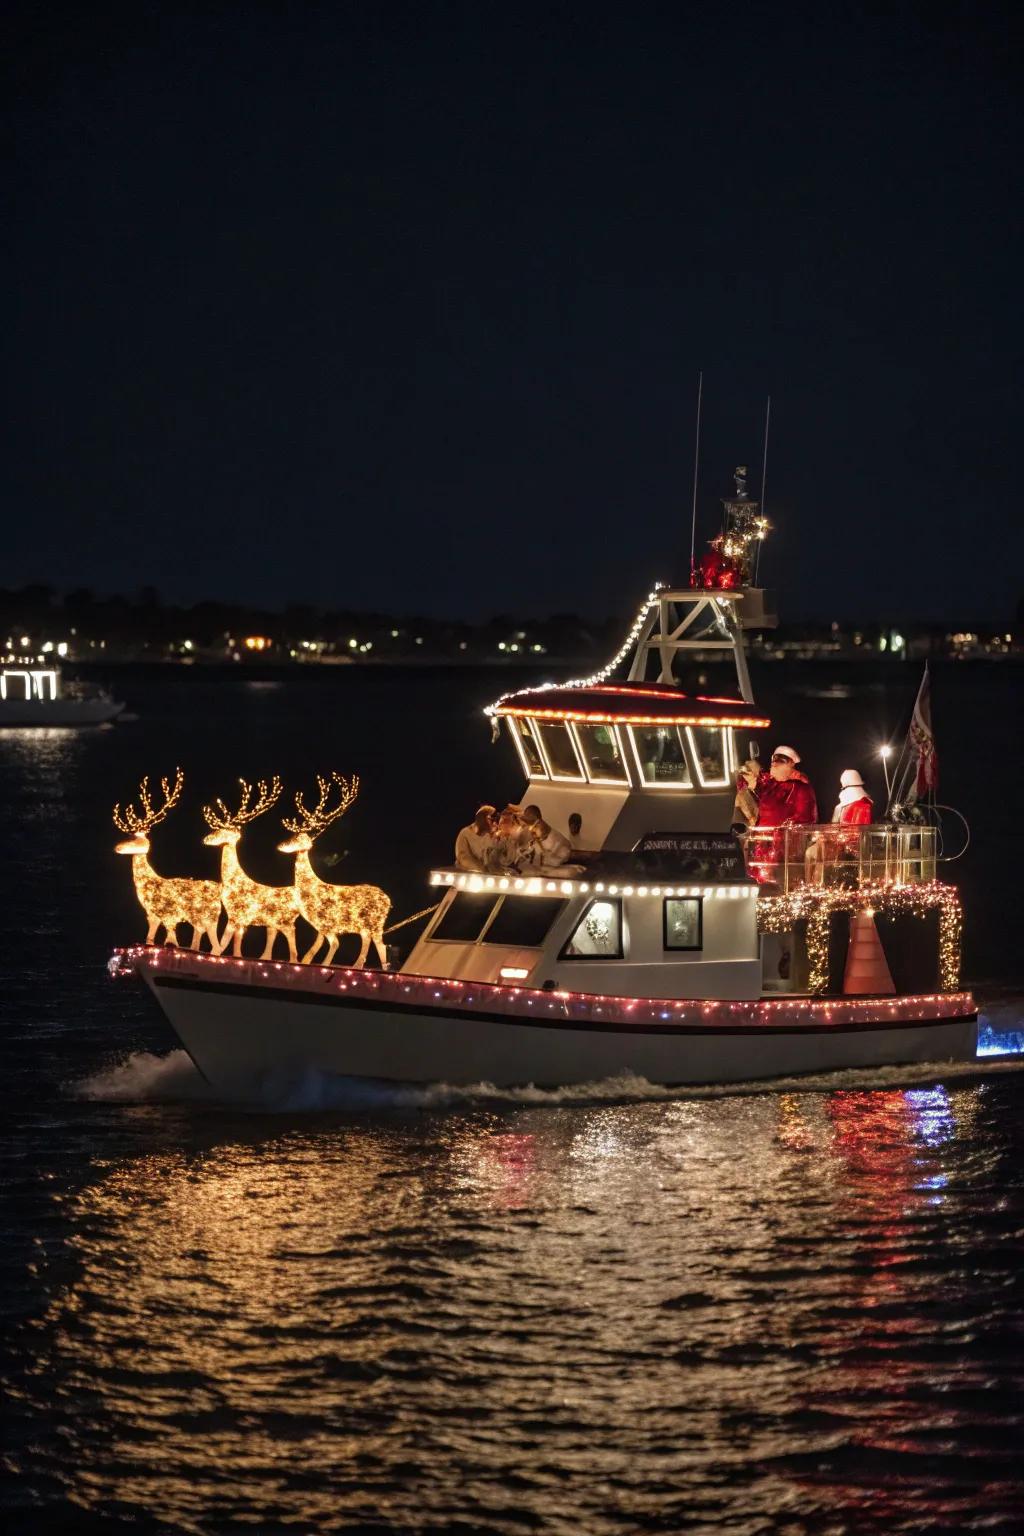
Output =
[
  {"x1": 534, "y1": 718, "x2": 586, "y2": 782},
  {"x1": 628, "y1": 723, "x2": 694, "y2": 790},
  {"x1": 480, "y1": 895, "x2": 566, "y2": 948},
  {"x1": 559, "y1": 897, "x2": 625, "y2": 961},
  {"x1": 428, "y1": 892, "x2": 502, "y2": 944},
  {"x1": 506, "y1": 715, "x2": 548, "y2": 779},
  {"x1": 569, "y1": 721, "x2": 631, "y2": 785},
  {"x1": 684, "y1": 726, "x2": 730, "y2": 788},
  {"x1": 662, "y1": 895, "x2": 704, "y2": 952}
]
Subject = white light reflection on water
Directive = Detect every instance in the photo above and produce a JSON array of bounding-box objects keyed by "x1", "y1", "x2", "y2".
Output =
[{"x1": 7, "y1": 1081, "x2": 1019, "y2": 1535}]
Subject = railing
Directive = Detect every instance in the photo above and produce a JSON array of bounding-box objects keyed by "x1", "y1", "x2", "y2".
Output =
[{"x1": 744, "y1": 822, "x2": 937, "y2": 892}]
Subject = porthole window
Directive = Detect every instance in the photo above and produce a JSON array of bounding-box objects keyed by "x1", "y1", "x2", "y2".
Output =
[
  {"x1": 663, "y1": 897, "x2": 703, "y2": 951},
  {"x1": 629, "y1": 725, "x2": 692, "y2": 787},
  {"x1": 561, "y1": 898, "x2": 624, "y2": 959}
]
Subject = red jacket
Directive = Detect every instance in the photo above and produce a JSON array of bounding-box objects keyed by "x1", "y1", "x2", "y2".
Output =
[
  {"x1": 751, "y1": 768, "x2": 818, "y2": 827},
  {"x1": 837, "y1": 795, "x2": 872, "y2": 827}
]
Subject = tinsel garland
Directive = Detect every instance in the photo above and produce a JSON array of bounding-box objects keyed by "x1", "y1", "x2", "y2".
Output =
[{"x1": 757, "y1": 880, "x2": 962, "y2": 995}]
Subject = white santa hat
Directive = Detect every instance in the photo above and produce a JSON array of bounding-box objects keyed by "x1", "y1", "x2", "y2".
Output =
[
  {"x1": 840, "y1": 768, "x2": 865, "y2": 789},
  {"x1": 773, "y1": 744, "x2": 801, "y2": 764},
  {"x1": 839, "y1": 785, "x2": 872, "y2": 807}
]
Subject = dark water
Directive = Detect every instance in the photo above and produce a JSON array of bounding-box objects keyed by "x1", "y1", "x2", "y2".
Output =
[{"x1": 2, "y1": 662, "x2": 1023, "y2": 1534}]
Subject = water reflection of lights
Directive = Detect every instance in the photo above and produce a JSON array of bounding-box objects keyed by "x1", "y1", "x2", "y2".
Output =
[
  {"x1": 12, "y1": 1085, "x2": 1015, "y2": 1534},
  {"x1": 904, "y1": 1085, "x2": 955, "y2": 1147}
]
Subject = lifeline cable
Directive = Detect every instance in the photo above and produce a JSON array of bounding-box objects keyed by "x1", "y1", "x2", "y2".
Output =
[{"x1": 383, "y1": 902, "x2": 440, "y2": 936}]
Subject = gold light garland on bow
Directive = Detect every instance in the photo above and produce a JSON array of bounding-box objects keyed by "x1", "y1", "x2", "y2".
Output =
[{"x1": 757, "y1": 880, "x2": 962, "y2": 995}]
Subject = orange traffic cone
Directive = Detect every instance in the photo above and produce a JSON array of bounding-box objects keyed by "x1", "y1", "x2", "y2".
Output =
[{"x1": 843, "y1": 909, "x2": 896, "y2": 996}]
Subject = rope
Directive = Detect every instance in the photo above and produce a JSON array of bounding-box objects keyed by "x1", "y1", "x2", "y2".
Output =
[{"x1": 383, "y1": 902, "x2": 440, "y2": 937}]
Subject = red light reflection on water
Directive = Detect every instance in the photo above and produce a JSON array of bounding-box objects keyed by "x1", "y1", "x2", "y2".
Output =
[{"x1": 778, "y1": 1084, "x2": 1008, "y2": 1526}]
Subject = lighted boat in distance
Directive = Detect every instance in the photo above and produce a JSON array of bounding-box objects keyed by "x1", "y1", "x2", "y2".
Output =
[
  {"x1": 112, "y1": 470, "x2": 976, "y2": 1096},
  {"x1": 0, "y1": 658, "x2": 124, "y2": 726}
]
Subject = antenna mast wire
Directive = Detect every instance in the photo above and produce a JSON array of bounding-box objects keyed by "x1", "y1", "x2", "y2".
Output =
[
  {"x1": 754, "y1": 394, "x2": 770, "y2": 585},
  {"x1": 689, "y1": 371, "x2": 703, "y2": 579}
]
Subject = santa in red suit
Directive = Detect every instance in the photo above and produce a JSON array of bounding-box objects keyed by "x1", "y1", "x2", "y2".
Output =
[{"x1": 739, "y1": 744, "x2": 818, "y2": 883}]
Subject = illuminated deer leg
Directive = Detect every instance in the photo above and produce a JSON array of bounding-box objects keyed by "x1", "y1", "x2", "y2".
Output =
[
  {"x1": 204, "y1": 921, "x2": 221, "y2": 952},
  {"x1": 231, "y1": 925, "x2": 245, "y2": 958},
  {"x1": 165, "y1": 922, "x2": 180, "y2": 947},
  {"x1": 187, "y1": 922, "x2": 201, "y2": 951},
  {"x1": 301, "y1": 932, "x2": 325, "y2": 964},
  {"x1": 353, "y1": 932, "x2": 370, "y2": 968},
  {"x1": 146, "y1": 916, "x2": 160, "y2": 944},
  {"x1": 259, "y1": 927, "x2": 278, "y2": 960},
  {"x1": 371, "y1": 930, "x2": 388, "y2": 970},
  {"x1": 215, "y1": 923, "x2": 234, "y2": 956},
  {"x1": 322, "y1": 934, "x2": 340, "y2": 965},
  {"x1": 282, "y1": 924, "x2": 298, "y2": 963}
]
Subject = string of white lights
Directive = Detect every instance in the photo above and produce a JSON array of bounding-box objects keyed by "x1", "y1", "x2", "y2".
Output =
[{"x1": 483, "y1": 581, "x2": 667, "y2": 718}]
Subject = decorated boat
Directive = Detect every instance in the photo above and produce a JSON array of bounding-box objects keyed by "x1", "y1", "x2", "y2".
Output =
[
  {"x1": 110, "y1": 471, "x2": 976, "y2": 1096},
  {"x1": 0, "y1": 658, "x2": 124, "y2": 726}
]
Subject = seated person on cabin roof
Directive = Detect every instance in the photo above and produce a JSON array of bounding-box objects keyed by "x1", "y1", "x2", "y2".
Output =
[
  {"x1": 517, "y1": 804, "x2": 570, "y2": 867},
  {"x1": 490, "y1": 805, "x2": 526, "y2": 870},
  {"x1": 454, "y1": 805, "x2": 497, "y2": 872},
  {"x1": 517, "y1": 805, "x2": 587, "y2": 875}
]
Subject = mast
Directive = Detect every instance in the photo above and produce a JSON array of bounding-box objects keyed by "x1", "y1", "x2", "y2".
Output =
[{"x1": 628, "y1": 466, "x2": 777, "y2": 703}]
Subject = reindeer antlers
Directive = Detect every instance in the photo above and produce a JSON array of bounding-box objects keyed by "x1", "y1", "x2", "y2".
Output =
[
  {"x1": 113, "y1": 768, "x2": 184, "y2": 836},
  {"x1": 281, "y1": 772, "x2": 359, "y2": 837},
  {"x1": 202, "y1": 776, "x2": 283, "y2": 832}
]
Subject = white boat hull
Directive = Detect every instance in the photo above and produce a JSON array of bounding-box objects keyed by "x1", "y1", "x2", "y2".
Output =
[
  {"x1": 0, "y1": 698, "x2": 124, "y2": 726},
  {"x1": 120, "y1": 949, "x2": 978, "y2": 1098}
]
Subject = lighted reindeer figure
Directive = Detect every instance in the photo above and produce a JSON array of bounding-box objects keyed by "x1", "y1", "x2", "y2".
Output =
[
  {"x1": 277, "y1": 773, "x2": 391, "y2": 968},
  {"x1": 113, "y1": 769, "x2": 222, "y2": 950},
  {"x1": 202, "y1": 776, "x2": 301, "y2": 961}
]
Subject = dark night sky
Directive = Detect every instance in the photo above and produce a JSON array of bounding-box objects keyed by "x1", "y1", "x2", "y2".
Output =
[{"x1": 6, "y1": 1, "x2": 1022, "y2": 621}]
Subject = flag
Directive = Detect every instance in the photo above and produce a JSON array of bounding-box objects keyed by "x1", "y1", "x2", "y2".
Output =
[{"x1": 908, "y1": 664, "x2": 938, "y2": 800}]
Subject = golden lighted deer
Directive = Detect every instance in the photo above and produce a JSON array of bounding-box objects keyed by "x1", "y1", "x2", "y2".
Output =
[
  {"x1": 202, "y1": 777, "x2": 301, "y2": 961},
  {"x1": 113, "y1": 769, "x2": 222, "y2": 950},
  {"x1": 277, "y1": 773, "x2": 391, "y2": 967}
]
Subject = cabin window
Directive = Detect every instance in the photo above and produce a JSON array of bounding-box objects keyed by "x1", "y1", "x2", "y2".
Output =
[
  {"x1": 432, "y1": 892, "x2": 498, "y2": 942},
  {"x1": 572, "y1": 722, "x2": 629, "y2": 783},
  {"x1": 536, "y1": 720, "x2": 585, "y2": 780},
  {"x1": 506, "y1": 716, "x2": 546, "y2": 777},
  {"x1": 561, "y1": 898, "x2": 624, "y2": 959},
  {"x1": 629, "y1": 725, "x2": 692, "y2": 787},
  {"x1": 686, "y1": 727, "x2": 728, "y2": 786},
  {"x1": 483, "y1": 897, "x2": 565, "y2": 947},
  {"x1": 663, "y1": 897, "x2": 703, "y2": 951}
]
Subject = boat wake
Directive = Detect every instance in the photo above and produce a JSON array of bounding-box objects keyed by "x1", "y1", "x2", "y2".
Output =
[{"x1": 74, "y1": 1006, "x2": 1024, "y2": 1113}]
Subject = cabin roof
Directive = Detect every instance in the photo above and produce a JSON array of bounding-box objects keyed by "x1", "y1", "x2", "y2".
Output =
[{"x1": 493, "y1": 682, "x2": 770, "y2": 728}]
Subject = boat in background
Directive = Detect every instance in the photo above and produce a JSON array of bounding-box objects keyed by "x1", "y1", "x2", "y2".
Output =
[{"x1": 0, "y1": 658, "x2": 124, "y2": 726}]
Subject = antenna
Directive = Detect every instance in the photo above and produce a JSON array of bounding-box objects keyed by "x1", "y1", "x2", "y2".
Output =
[
  {"x1": 689, "y1": 371, "x2": 703, "y2": 580},
  {"x1": 754, "y1": 394, "x2": 771, "y2": 585}
]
